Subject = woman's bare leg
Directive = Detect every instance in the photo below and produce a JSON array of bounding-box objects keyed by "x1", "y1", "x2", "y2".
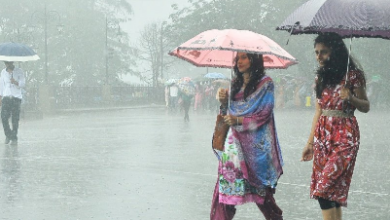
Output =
[
  {"x1": 321, "y1": 207, "x2": 342, "y2": 220},
  {"x1": 335, "y1": 207, "x2": 342, "y2": 220}
]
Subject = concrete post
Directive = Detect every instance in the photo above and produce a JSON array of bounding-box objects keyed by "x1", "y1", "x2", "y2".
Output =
[
  {"x1": 102, "y1": 84, "x2": 111, "y2": 105},
  {"x1": 39, "y1": 84, "x2": 52, "y2": 114}
]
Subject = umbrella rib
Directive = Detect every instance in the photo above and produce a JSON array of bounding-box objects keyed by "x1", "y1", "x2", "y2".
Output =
[
  {"x1": 175, "y1": 47, "x2": 297, "y2": 62},
  {"x1": 170, "y1": 52, "x2": 297, "y2": 69}
]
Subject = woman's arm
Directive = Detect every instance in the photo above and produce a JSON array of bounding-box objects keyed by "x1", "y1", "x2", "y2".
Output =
[
  {"x1": 301, "y1": 101, "x2": 322, "y2": 161},
  {"x1": 223, "y1": 80, "x2": 274, "y2": 129},
  {"x1": 340, "y1": 86, "x2": 370, "y2": 113},
  {"x1": 350, "y1": 86, "x2": 370, "y2": 113},
  {"x1": 307, "y1": 101, "x2": 322, "y2": 144}
]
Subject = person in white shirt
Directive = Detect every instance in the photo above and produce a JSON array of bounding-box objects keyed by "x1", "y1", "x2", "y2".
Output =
[
  {"x1": 0, "y1": 61, "x2": 26, "y2": 145},
  {"x1": 169, "y1": 84, "x2": 179, "y2": 110}
]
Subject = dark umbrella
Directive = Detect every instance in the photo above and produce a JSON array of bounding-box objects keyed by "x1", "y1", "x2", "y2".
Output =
[
  {"x1": 276, "y1": 0, "x2": 390, "y2": 75},
  {"x1": 0, "y1": 42, "x2": 40, "y2": 62},
  {"x1": 276, "y1": 0, "x2": 390, "y2": 113},
  {"x1": 276, "y1": 0, "x2": 390, "y2": 39}
]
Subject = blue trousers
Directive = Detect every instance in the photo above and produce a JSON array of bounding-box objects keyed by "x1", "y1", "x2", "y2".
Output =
[{"x1": 1, "y1": 97, "x2": 22, "y2": 141}]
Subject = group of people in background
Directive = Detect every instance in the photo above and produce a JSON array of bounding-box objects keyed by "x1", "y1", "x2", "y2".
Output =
[
  {"x1": 165, "y1": 80, "x2": 222, "y2": 120},
  {"x1": 275, "y1": 76, "x2": 314, "y2": 109},
  {"x1": 165, "y1": 71, "x2": 385, "y2": 118},
  {"x1": 166, "y1": 75, "x2": 321, "y2": 115}
]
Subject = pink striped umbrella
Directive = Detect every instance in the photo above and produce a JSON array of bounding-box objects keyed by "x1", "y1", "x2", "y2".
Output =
[{"x1": 168, "y1": 29, "x2": 298, "y2": 69}]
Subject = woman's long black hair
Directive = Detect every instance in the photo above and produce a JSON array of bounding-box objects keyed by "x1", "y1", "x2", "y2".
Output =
[
  {"x1": 230, "y1": 53, "x2": 265, "y2": 100},
  {"x1": 314, "y1": 33, "x2": 363, "y2": 98}
]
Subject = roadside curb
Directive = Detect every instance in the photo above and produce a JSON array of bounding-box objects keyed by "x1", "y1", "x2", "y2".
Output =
[
  {"x1": 56, "y1": 104, "x2": 166, "y2": 113},
  {"x1": 22, "y1": 104, "x2": 166, "y2": 119}
]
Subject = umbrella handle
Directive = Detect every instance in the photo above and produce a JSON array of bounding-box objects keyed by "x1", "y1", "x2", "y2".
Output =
[
  {"x1": 286, "y1": 22, "x2": 300, "y2": 45},
  {"x1": 227, "y1": 51, "x2": 235, "y2": 113},
  {"x1": 342, "y1": 34, "x2": 353, "y2": 114},
  {"x1": 345, "y1": 34, "x2": 353, "y2": 82},
  {"x1": 342, "y1": 80, "x2": 352, "y2": 114}
]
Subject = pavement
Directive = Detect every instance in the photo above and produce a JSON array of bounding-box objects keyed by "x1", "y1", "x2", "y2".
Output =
[{"x1": 0, "y1": 106, "x2": 388, "y2": 220}]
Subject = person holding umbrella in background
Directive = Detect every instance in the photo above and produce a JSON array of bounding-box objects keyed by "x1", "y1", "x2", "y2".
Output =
[
  {"x1": 0, "y1": 42, "x2": 38, "y2": 145},
  {"x1": 177, "y1": 77, "x2": 195, "y2": 122},
  {"x1": 179, "y1": 88, "x2": 193, "y2": 122},
  {"x1": 0, "y1": 61, "x2": 25, "y2": 145},
  {"x1": 301, "y1": 33, "x2": 370, "y2": 220}
]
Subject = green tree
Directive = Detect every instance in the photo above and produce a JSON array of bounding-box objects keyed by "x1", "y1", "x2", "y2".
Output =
[
  {"x1": 0, "y1": 0, "x2": 134, "y2": 86},
  {"x1": 167, "y1": 0, "x2": 278, "y2": 47},
  {"x1": 137, "y1": 21, "x2": 177, "y2": 87}
]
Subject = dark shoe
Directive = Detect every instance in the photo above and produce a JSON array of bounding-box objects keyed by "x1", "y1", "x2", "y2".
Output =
[
  {"x1": 4, "y1": 137, "x2": 10, "y2": 144},
  {"x1": 10, "y1": 140, "x2": 17, "y2": 146}
]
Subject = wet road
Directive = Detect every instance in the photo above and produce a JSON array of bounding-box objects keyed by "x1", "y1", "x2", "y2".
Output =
[{"x1": 0, "y1": 107, "x2": 389, "y2": 219}]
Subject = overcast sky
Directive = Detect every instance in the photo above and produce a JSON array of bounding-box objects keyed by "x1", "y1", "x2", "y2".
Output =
[
  {"x1": 121, "y1": 0, "x2": 190, "y2": 83},
  {"x1": 124, "y1": 0, "x2": 189, "y2": 41},
  {"x1": 122, "y1": 0, "x2": 230, "y2": 83}
]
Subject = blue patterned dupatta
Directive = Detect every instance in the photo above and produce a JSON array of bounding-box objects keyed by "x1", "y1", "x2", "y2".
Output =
[{"x1": 214, "y1": 75, "x2": 284, "y2": 205}]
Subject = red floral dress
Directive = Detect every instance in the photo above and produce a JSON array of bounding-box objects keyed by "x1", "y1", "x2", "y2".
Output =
[{"x1": 311, "y1": 70, "x2": 365, "y2": 207}]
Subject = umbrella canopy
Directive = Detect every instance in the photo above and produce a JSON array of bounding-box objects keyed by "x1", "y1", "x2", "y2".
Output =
[
  {"x1": 169, "y1": 29, "x2": 298, "y2": 69},
  {"x1": 276, "y1": 0, "x2": 390, "y2": 39},
  {"x1": 165, "y1": 78, "x2": 179, "y2": 86},
  {"x1": 212, "y1": 79, "x2": 230, "y2": 88},
  {"x1": 0, "y1": 42, "x2": 40, "y2": 62},
  {"x1": 204, "y1": 72, "x2": 227, "y2": 79},
  {"x1": 179, "y1": 77, "x2": 192, "y2": 83},
  {"x1": 177, "y1": 77, "x2": 195, "y2": 95},
  {"x1": 192, "y1": 75, "x2": 208, "y2": 82}
]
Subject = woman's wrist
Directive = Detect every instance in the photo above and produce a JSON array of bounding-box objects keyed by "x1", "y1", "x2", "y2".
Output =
[
  {"x1": 347, "y1": 93, "x2": 353, "y2": 101},
  {"x1": 220, "y1": 105, "x2": 228, "y2": 115}
]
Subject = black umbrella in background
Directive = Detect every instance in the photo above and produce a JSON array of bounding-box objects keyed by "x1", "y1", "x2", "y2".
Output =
[{"x1": 0, "y1": 42, "x2": 39, "y2": 62}]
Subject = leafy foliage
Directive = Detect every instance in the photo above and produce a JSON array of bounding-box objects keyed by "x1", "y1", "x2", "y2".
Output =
[
  {"x1": 0, "y1": 0, "x2": 134, "y2": 86},
  {"x1": 166, "y1": 0, "x2": 278, "y2": 48},
  {"x1": 137, "y1": 21, "x2": 180, "y2": 87}
]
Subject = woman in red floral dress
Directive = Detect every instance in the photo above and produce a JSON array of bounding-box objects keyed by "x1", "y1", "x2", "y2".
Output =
[{"x1": 301, "y1": 33, "x2": 370, "y2": 220}]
